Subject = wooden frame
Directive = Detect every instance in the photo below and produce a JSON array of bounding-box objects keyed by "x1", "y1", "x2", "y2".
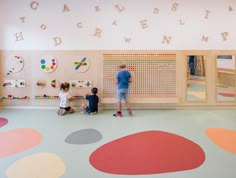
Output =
[
  {"x1": 215, "y1": 53, "x2": 236, "y2": 103},
  {"x1": 185, "y1": 54, "x2": 208, "y2": 103}
]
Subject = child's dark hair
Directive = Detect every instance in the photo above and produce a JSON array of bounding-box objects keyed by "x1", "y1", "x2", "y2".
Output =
[
  {"x1": 91, "y1": 87, "x2": 98, "y2": 94},
  {"x1": 60, "y1": 82, "x2": 70, "y2": 90}
]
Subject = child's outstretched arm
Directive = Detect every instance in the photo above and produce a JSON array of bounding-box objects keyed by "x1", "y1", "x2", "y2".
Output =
[
  {"x1": 68, "y1": 97, "x2": 73, "y2": 101},
  {"x1": 68, "y1": 95, "x2": 74, "y2": 101},
  {"x1": 85, "y1": 94, "x2": 90, "y2": 100}
]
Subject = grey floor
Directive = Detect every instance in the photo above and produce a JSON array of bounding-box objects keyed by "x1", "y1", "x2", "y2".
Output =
[{"x1": 0, "y1": 108, "x2": 236, "y2": 178}]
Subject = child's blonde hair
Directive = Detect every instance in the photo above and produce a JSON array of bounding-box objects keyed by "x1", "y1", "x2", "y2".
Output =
[{"x1": 119, "y1": 64, "x2": 126, "y2": 69}]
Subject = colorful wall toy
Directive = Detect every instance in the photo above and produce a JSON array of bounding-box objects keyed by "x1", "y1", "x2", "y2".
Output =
[
  {"x1": 51, "y1": 79, "x2": 60, "y2": 88},
  {"x1": 0, "y1": 95, "x2": 29, "y2": 99},
  {"x1": 40, "y1": 55, "x2": 57, "y2": 73},
  {"x1": 74, "y1": 57, "x2": 90, "y2": 73},
  {"x1": 34, "y1": 95, "x2": 84, "y2": 99},
  {"x1": 69, "y1": 80, "x2": 92, "y2": 88},
  {"x1": 36, "y1": 80, "x2": 46, "y2": 88},
  {"x1": 34, "y1": 94, "x2": 58, "y2": 99},
  {"x1": 6, "y1": 55, "x2": 24, "y2": 75},
  {"x1": 34, "y1": 95, "x2": 59, "y2": 99},
  {"x1": 3, "y1": 80, "x2": 26, "y2": 88},
  {"x1": 72, "y1": 96, "x2": 84, "y2": 99},
  {"x1": 3, "y1": 80, "x2": 15, "y2": 87},
  {"x1": 15, "y1": 80, "x2": 26, "y2": 88}
]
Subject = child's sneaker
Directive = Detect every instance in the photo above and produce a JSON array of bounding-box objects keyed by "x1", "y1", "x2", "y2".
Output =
[
  {"x1": 90, "y1": 112, "x2": 97, "y2": 115},
  {"x1": 113, "y1": 111, "x2": 123, "y2": 117},
  {"x1": 127, "y1": 108, "x2": 133, "y2": 116},
  {"x1": 57, "y1": 108, "x2": 66, "y2": 116}
]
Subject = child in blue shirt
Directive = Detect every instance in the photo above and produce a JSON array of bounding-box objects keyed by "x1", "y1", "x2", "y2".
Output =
[
  {"x1": 82, "y1": 87, "x2": 99, "y2": 115},
  {"x1": 113, "y1": 64, "x2": 132, "y2": 117}
]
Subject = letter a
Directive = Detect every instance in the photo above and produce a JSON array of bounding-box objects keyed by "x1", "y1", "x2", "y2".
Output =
[{"x1": 63, "y1": 4, "x2": 70, "y2": 12}]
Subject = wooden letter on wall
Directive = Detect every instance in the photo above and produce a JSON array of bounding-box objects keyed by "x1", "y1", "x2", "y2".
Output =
[
  {"x1": 15, "y1": 32, "x2": 24, "y2": 41},
  {"x1": 30, "y1": 1, "x2": 39, "y2": 10},
  {"x1": 20, "y1": 17, "x2": 25, "y2": 23},
  {"x1": 112, "y1": 20, "x2": 117, "y2": 26},
  {"x1": 124, "y1": 37, "x2": 131, "y2": 43},
  {"x1": 179, "y1": 20, "x2": 184, "y2": 25},
  {"x1": 204, "y1": 10, "x2": 210, "y2": 19},
  {"x1": 171, "y1": 3, "x2": 179, "y2": 11},
  {"x1": 201, "y1": 35, "x2": 208, "y2": 42},
  {"x1": 221, "y1": 32, "x2": 229, "y2": 41},
  {"x1": 115, "y1": 4, "x2": 125, "y2": 12},
  {"x1": 77, "y1": 22, "x2": 83, "y2": 28},
  {"x1": 94, "y1": 28, "x2": 102, "y2": 38},
  {"x1": 63, "y1": 4, "x2": 70, "y2": 12},
  {"x1": 153, "y1": 8, "x2": 159, "y2": 14},
  {"x1": 140, "y1": 19, "x2": 148, "y2": 29},
  {"x1": 40, "y1": 24, "x2": 46, "y2": 30},
  {"x1": 53, "y1": 37, "x2": 62, "y2": 46},
  {"x1": 95, "y1": 6, "x2": 101, "y2": 12},
  {"x1": 162, "y1": 35, "x2": 172, "y2": 44}
]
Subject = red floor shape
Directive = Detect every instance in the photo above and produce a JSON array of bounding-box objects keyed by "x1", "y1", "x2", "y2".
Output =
[
  {"x1": 90, "y1": 131, "x2": 205, "y2": 175},
  {"x1": 0, "y1": 118, "x2": 8, "y2": 128}
]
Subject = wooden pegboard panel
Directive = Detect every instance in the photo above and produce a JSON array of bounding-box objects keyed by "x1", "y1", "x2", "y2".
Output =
[{"x1": 103, "y1": 54, "x2": 176, "y2": 97}]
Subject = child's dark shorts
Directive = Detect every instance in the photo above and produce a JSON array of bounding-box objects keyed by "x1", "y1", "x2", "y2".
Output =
[{"x1": 85, "y1": 106, "x2": 97, "y2": 114}]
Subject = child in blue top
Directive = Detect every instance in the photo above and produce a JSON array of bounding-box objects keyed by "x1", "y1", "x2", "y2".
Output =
[
  {"x1": 82, "y1": 87, "x2": 99, "y2": 115},
  {"x1": 113, "y1": 64, "x2": 132, "y2": 117}
]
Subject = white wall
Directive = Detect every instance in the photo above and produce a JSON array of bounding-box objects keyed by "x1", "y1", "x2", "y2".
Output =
[{"x1": 0, "y1": 0, "x2": 235, "y2": 50}]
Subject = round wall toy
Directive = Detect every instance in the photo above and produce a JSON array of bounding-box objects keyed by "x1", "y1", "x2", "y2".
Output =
[
  {"x1": 36, "y1": 80, "x2": 46, "y2": 88},
  {"x1": 51, "y1": 79, "x2": 60, "y2": 88},
  {"x1": 40, "y1": 56, "x2": 57, "y2": 73},
  {"x1": 74, "y1": 57, "x2": 90, "y2": 73},
  {"x1": 6, "y1": 56, "x2": 24, "y2": 75}
]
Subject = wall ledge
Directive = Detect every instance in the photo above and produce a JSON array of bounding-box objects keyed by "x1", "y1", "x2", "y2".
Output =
[{"x1": 101, "y1": 97, "x2": 179, "y2": 104}]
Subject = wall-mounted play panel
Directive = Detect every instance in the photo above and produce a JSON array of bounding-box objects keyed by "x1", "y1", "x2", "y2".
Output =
[
  {"x1": 0, "y1": 50, "x2": 236, "y2": 109},
  {"x1": 103, "y1": 54, "x2": 176, "y2": 97}
]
